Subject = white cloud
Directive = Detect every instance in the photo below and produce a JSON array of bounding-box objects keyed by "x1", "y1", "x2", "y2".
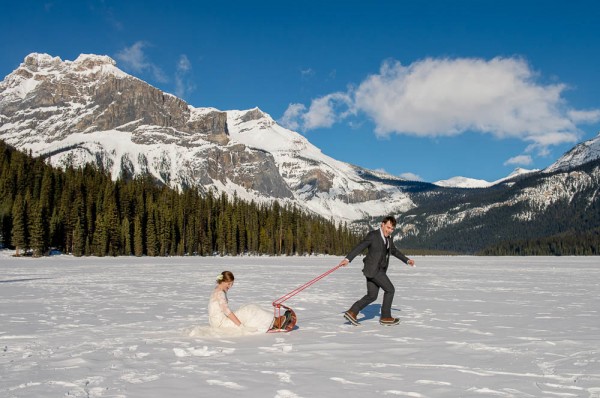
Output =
[
  {"x1": 399, "y1": 172, "x2": 423, "y2": 181},
  {"x1": 303, "y1": 92, "x2": 353, "y2": 130},
  {"x1": 504, "y1": 155, "x2": 533, "y2": 166},
  {"x1": 175, "y1": 54, "x2": 195, "y2": 99},
  {"x1": 115, "y1": 42, "x2": 168, "y2": 83},
  {"x1": 177, "y1": 54, "x2": 191, "y2": 73},
  {"x1": 284, "y1": 56, "x2": 598, "y2": 153},
  {"x1": 115, "y1": 42, "x2": 147, "y2": 72},
  {"x1": 372, "y1": 168, "x2": 423, "y2": 181},
  {"x1": 279, "y1": 103, "x2": 307, "y2": 131},
  {"x1": 567, "y1": 109, "x2": 600, "y2": 123},
  {"x1": 281, "y1": 93, "x2": 352, "y2": 131},
  {"x1": 301, "y1": 68, "x2": 315, "y2": 79},
  {"x1": 353, "y1": 57, "x2": 580, "y2": 145}
]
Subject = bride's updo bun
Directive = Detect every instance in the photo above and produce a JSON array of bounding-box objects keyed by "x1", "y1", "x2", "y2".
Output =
[{"x1": 217, "y1": 271, "x2": 234, "y2": 283}]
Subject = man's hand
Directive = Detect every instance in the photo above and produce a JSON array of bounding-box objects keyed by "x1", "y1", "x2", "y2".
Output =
[
  {"x1": 407, "y1": 259, "x2": 416, "y2": 267},
  {"x1": 339, "y1": 258, "x2": 350, "y2": 267}
]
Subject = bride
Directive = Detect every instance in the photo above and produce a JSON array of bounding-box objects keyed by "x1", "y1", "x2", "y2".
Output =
[{"x1": 207, "y1": 271, "x2": 292, "y2": 334}]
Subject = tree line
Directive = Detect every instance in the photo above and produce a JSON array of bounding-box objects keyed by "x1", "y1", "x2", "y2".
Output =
[
  {"x1": 477, "y1": 229, "x2": 600, "y2": 256},
  {"x1": 0, "y1": 140, "x2": 359, "y2": 257}
]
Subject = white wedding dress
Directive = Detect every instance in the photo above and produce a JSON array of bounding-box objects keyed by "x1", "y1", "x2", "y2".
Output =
[{"x1": 187, "y1": 287, "x2": 274, "y2": 337}]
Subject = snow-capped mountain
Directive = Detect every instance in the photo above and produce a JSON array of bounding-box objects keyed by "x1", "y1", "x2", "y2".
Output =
[
  {"x1": 0, "y1": 53, "x2": 414, "y2": 223},
  {"x1": 544, "y1": 133, "x2": 600, "y2": 173},
  {"x1": 434, "y1": 168, "x2": 539, "y2": 188},
  {"x1": 433, "y1": 134, "x2": 600, "y2": 189},
  {"x1": 398, "y1": 159, "x2": 600, "y2": 253}
]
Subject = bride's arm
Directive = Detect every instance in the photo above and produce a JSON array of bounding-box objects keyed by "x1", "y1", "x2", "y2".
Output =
[
  {"x1": 217, "y1": 291, "x2": 242, "y2": 326},
  {"x1": 226, "y1": 312, "x2": 242, "y2": 326}
]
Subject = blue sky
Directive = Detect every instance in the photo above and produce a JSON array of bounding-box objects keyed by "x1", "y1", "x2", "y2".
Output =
[{"x1": 2, "y1": 0, "x2": 599, "y2": 182}]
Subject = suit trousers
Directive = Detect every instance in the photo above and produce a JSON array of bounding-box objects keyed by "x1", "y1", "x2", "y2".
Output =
[{"x1": 349, "y1": 270, "x2": 395, "y2": 318}]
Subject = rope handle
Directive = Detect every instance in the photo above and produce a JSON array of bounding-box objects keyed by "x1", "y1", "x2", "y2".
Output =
[{"x1": 272, "y1": 264, "x2": 343, "y2": 307}]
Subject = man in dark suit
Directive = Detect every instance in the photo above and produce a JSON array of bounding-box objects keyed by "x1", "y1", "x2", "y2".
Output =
[{"x1": 339, "y1": 215, "x2": 415, "y2": 326}]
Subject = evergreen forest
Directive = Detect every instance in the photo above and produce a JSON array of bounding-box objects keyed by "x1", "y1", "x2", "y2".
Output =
[
  {"x1": 477, "y1": 228, "x2": 600, "y2": 256},
  {"x1": 0, "y1": 140, "x2": 360, "y2": 257}
]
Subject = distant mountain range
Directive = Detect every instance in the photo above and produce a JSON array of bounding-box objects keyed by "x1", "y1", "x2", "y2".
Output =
[
  {"x1": 433, "y1": 168, "x2": 539, "y2": 188},
  {"x1": 1, "y1": 53, "x2": 599, "y2": 252}
]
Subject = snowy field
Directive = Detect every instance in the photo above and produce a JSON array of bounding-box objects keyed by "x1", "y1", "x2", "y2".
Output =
[{"x1": 1, "y1": 253, "x2": 599, "y2": 398}]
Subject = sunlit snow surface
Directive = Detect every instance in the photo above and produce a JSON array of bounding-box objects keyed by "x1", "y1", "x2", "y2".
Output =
[{"x1": 1, "y1": 253, "x2": 599, "y2": 397}]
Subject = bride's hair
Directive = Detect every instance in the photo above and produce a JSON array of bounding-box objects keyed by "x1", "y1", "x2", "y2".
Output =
[{"x1": 217, "y1": 271, "x2": 235, "y2": 284}]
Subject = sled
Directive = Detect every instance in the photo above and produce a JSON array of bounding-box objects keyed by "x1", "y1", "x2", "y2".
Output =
[
  {"x1": 267, "y1": 264, "x2": 342, "y2": 333},
  {"x1": 268, "y1": 304, "x2": 297, "y2": 333}
]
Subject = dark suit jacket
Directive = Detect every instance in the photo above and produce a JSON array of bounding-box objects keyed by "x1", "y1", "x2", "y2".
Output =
[{"x1": 346, "y1": 229, "x2": 409, "y2": 278}]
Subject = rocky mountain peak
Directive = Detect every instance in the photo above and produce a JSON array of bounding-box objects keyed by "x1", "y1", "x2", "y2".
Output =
[
  {"x1": 73, "y1": 53, "x2": 117, "y2": 68},
  {"x1": 19, "y1": 53, "x2": 123, "y2": 80},
  {"x1": 240, "y1": 107, "x2": 267, "y2": 123},
  {"x1": 1, "y1": 53, "x2": 230, "y2": 143},
  {"x1": 23, "y1": 53, "x2": 63, "y2": 69}
]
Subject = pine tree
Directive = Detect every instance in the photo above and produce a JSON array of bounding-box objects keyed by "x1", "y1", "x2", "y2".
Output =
[
  {"x1": 146, "y1": 209, "x2": 158, "y2": 257},
  {"x1": 11, "y1": 193, "x2": 27, "y2": 256},
  {"x1": 72, "y1": 218, "x2": 85, "y2": 257},
  {"x1": 103, "y1": 183, "x2": 121, "y2": 256},
  {"x1": 91, "y1": 212, "x2": 107, "y2": 256},
  {"x1": 29, "y1": 201, "x2": 47, "y2": 256},
  {"x1": 133, "y1": 215, "x2": 144, "y2": 256},
  {"x1": 122, "y1": 217, "x2": 132, "y2": 255}
]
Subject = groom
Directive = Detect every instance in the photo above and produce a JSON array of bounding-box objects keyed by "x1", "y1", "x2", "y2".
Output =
[{"x1": 339, "y1": 215, "x2": 415, "y2": 326}]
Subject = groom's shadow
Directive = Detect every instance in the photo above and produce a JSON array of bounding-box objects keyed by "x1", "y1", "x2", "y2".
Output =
[
  {"x1": 354, "y1": 304, "x2": 403, "y2": 323},
  {"x1": 357, "y1": 304, "x2": 381, "y2": 322}
]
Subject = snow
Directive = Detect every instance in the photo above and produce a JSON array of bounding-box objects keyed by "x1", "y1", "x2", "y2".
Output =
[
  {"x1": 434, "y1": 169, "x2": 539, "y2": 189},
  {"x1": 433, "y1": 176, "x2": 492, "y2": 188},
  {"x1": 2, "y1": 252, "x2": 599, "y2": 397}
]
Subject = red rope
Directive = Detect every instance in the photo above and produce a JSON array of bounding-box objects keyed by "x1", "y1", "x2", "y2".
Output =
[{"x1": 272, "y1": 264, "x2": 343, "y2": 307}]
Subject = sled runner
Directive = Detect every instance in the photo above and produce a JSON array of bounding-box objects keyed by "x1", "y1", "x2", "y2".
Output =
[{"x1": 268, "y1": 264, "x2": 343, "y2": 333}]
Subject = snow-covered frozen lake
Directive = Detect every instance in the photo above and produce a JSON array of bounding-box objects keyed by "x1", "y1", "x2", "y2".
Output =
[{"x1": 1, "y1": 254, "x2": 599, "y2": 397}]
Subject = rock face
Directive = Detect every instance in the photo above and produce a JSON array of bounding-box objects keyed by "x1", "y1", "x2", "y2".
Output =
[{"x1": 1, "y1": 53, "x2": 229, "y2": 143}]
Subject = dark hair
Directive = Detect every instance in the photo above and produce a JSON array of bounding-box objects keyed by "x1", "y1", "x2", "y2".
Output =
[
  {"x1": 217, "y1": 271, "x2": 235, "y2": 284},
  {"x1": 381, "y1": 215, "x2": 397, "y2": 227}
]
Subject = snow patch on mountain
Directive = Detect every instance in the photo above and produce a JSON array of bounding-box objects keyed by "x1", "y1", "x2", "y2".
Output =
[{"x1": 434, "y1": 176, "x2": 492, "y2": 188}]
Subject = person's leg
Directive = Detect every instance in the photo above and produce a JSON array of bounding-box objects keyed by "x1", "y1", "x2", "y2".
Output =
[
  {"x1": 371, "y1": 272, "x2": 395, "y2": 318},
  {"x1": 349, "y1": 277, "x2": 379, "y2": 314}
]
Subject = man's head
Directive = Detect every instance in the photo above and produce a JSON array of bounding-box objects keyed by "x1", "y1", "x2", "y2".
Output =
[
  {"x1": 381, "y1": 215, "x2": 397, "y2": 227},
  {"x1": 380, "y1": 215, "x2": 397, "y2": 237}
]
